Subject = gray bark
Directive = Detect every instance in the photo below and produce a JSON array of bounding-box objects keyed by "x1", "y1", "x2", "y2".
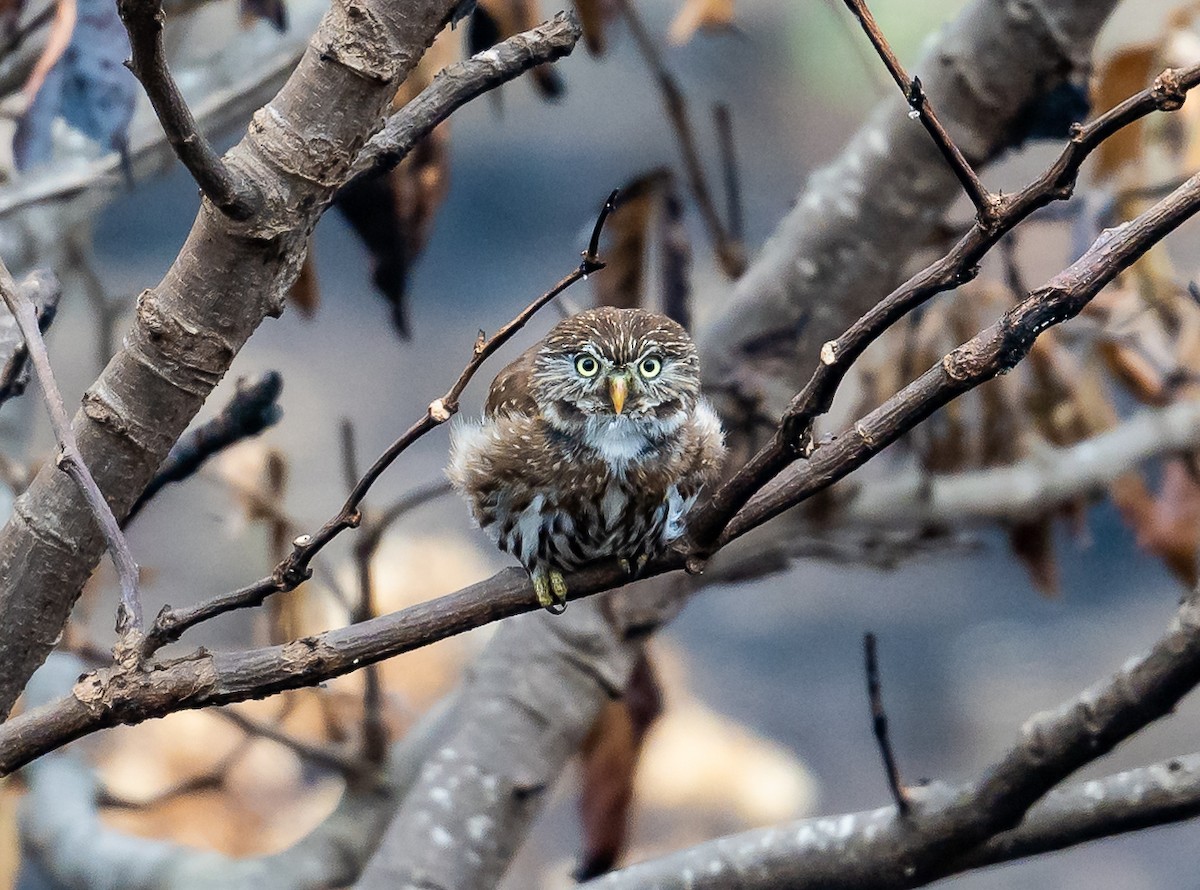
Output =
[{"x1": 0, "y1": 0, "x2": 460, "y2": 719}]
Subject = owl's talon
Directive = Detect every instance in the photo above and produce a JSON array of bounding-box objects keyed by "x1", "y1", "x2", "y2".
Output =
[
  {"x1": 619, "y1": 557, "x2": 632, "y2": 575},
  {"x1": 532, "y1": 567, "x2": 569, "y2": 614}
]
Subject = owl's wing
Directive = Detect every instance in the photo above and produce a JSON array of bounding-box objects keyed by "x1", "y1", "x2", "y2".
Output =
[{"x1": 484, "y1": 343, "x2": 541, "y2": 418}]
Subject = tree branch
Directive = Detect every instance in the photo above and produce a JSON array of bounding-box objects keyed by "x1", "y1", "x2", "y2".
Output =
[
  {"x1": 700, "y1": 0, "x2": 1120, "y2": 424},
  {"x1": 125, "y1": 372, "x2": 283, "y2": 523},
  {"x1": 842, "y1": 0, "x2": 995, "y2": 221},
  {"x1": 586, "y1": 750, "x2": 1200, "y2": 889},
  {"x1": 139, "y1": 190, "x2": 613, "y2": 658},
  {"x1": 351, "y1": 11, "x2": 584, "y2": 178},
  {"x1": 117, "y1": 0, "x2": 261, "y2": 219},
  {"x1": 0, "y1": 262, "x2": 143, "y2": 647},
  {"x1": 0, "y1": 269, "x2": 60, "y2": 409}
]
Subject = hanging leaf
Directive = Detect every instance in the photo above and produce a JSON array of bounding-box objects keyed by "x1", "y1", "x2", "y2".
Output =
[
  {"x1": 658, "y1": 177, "x2": 692, "y2": 328},
  {"x1": 668, "y1": 0, "x2": 733, "y2": 45},
  {"x1": 573, "y1": 0, "x2": 615, "y2": 55},
  {"x1": 239, "y1": 0, "x2": 287, "y2": 31},
  {"x1": 286, "y1": 238, "x2": 320, "y2": 318},
  {"x1": 1008, "y1": 517, "x2": 1060, "y2": 597},
  {"x1": 333, "y1": 125, "x2": 450, "y2": 339},
  {"x1": 575, "y1": 650, "x2": 663, "y2": 881},
  {"x1": 1091, "y1": 42, "x2": 1157, "y2": 181},
  {"x1": 14, "y1": 0, "x2": 137, "y2": 172},
  {"x1": 1122, "y1": 458, "x2": 1200, "y2": 586},
  {"x1": 470, "y1": 0, "x2": 564, "y2": 99}
]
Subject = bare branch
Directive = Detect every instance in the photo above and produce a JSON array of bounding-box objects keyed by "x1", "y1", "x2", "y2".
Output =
[
  {"x1": 350, "y1": 12, "x2": 584, "y2": 179},
  {"x1": 117, "y1": 0, "x2": 261, "y2": 218},
  {"x1": 0, "y1": 263, "x2": 143, "y2": 645},
  {"x1": 215, "y1": 706, "x2": 369, "y2": 778},
  {"x1": 0, "y1": 269, "x2": 60, "y2": 409},
  {"x1": 587, "y1": 751, "x2": 1200, "y2": 889},
  {"x1": 864, "y1": 632, "x2": 908, "y2": 816},
  {"x1": 842, "y1": 0, "x2": 995, "y2": 220}
]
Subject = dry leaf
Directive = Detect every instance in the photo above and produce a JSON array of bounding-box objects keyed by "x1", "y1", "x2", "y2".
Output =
[
  {"x1": 1008, "y1": 517, "x2": 1060, "y2": 597},
  {"x1": 668, "y1": 0, "x2": 733, "y2": 44},
  {"x1": 573, "y1": 0, "x2": 616, "y2": 54},
  {"x1": 1092, "y1": 42, "x2": 1157, "y2": 181},
  {"x1": 286, "y1": 241, "x2": 320, "y2": 318},
  {"x1": 1122, "y1": 458, "x2": 1200, "y2": 586},
  {"x1": 576, "y1": 651, "x2": 662, "y2": 880}
]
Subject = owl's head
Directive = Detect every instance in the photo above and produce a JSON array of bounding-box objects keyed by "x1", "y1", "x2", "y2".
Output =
[{"x1": 532, "y1": 307, "x2": 700, "y2": 438}]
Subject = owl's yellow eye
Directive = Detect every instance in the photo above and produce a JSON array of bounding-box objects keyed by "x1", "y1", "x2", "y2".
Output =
[
  {"x1": 638, "y1": 356, "x2": 662, "y2": 379},
  {"x1": 575, "y1": 355, "x2": 600, "y2": 377}
]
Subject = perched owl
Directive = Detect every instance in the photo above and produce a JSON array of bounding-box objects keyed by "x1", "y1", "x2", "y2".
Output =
[{"x1": 448, "y1": 307, "x2": 726, "y2": 611}]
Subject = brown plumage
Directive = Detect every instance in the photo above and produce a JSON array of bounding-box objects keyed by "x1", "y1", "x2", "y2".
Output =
[{"x1": 448, "y1": 307, "x2": 725, "y2": 610}]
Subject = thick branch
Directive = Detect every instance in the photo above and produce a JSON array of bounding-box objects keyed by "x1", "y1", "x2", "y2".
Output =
[
  {"x1": 586, "y1": 751, "x2": 1200, "y2": 889},
  {"x1": 117, "y1": 0, "x2": 260, "y2": 219}
]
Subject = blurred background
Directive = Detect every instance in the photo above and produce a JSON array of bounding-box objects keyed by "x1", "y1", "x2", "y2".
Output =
[{"x1": 2, "y1": 0, "x2": 1200, "y2": 887}]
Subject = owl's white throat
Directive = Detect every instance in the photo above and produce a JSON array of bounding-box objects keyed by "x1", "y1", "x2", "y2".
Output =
[{"x1": 580, "y1": 415, "x2": 658, "y2": 470}]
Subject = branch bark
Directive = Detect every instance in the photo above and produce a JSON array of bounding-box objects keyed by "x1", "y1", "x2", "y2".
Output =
[
  {"x1": 699, "y1": 0, "x2": 1120, "y2": 422},
  {"x1": 0, "y1": 3, "x2": 583, "y2": 720}
]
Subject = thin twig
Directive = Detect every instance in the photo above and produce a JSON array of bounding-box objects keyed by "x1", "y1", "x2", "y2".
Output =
[
  {"x1": 0, "y1": 262, "x2": 143, "y2": 645},
  {"x1": 615, "y1": 0, "x2": 745, "y2": 277},
  {"x1": 864, "y1": 631, "x2": 909, "y2": 816},
  {"x1": 96, "y1": 738, "x2": 251, "y2": 809},
  {"x1": 125, "y1": 372, "x2": 283, "y2": 523},
  {"x1": 339, "y1": 418, "x2": 361, "y2": 499},
  {"x1": 140, "y1": 190, "x2": 617, "y2": 656},
  {"x1": 117, "y1": 0, "x2": 260, "y2": 219},
  {"x1": 842, "y1": 0, "x2": 996, "y2": 221}
]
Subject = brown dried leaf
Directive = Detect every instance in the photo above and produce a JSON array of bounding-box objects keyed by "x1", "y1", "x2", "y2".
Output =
[
  {"x1": 1122, "y1": 458, "x2": 1200, "y2": 586},
  {"x1": 286, "y1": 242, "x2": 320, "y2": 318},
  {"x1": 1008, "y1": 517, "x2": 1060, "y2": 597},
  {"x1": 1092, "y1": 42, "x2": 1157, "y2": 181},
  {"x1": 574, "y1": 0, "x2": 616, "y2": 54},
  {"x1": 576, "y1": 651, "x2": 663, "y2": 881},
  {"x1": 473, "y1": 0, "x2": 564, "y2": 98},
  {"x1": 668, "y1": 0, "x2": 733, "y2": 44},
  {"x1": 333, "y1": 125, "x2": 450, "y2": 338}
]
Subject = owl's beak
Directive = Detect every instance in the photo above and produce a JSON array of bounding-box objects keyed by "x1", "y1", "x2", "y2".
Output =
[{"x1": 607, "y1": 373, "x2": 628, "y2": 414}]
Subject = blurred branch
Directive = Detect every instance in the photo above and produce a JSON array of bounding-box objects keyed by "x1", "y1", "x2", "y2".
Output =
[
  {"x1": 841, "y1": 399, "x2": 1200, "y2": 527},
  {"x1": 614, "y1": 0, "x2": 745, "y2": 277},
  {"x1": 19, "y1": 652, "x2": 462, "y2": 890},
  {"x1": 215, "y1": 706, "x2": 369, "y2": 778},
  {"x1": 125, "y1": 372, "x2": 283, "y2": 523},
  {"x1": 0, "y1": 262, "x2": 143, "y2": 648},
  {"x1": 118, "y1": 0, "x2": 261, "y2": 218},
  {"x1": 864, "y1": 632, "x2": 908, "y2": 816},
  {"x1": 588, "y1": 749, "x2": 1200, "y2": 889}
]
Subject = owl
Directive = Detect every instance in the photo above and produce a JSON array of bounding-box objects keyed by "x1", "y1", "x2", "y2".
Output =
[{"x1": 448, "y1": 306, "x2": 726, "y2": 612}]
